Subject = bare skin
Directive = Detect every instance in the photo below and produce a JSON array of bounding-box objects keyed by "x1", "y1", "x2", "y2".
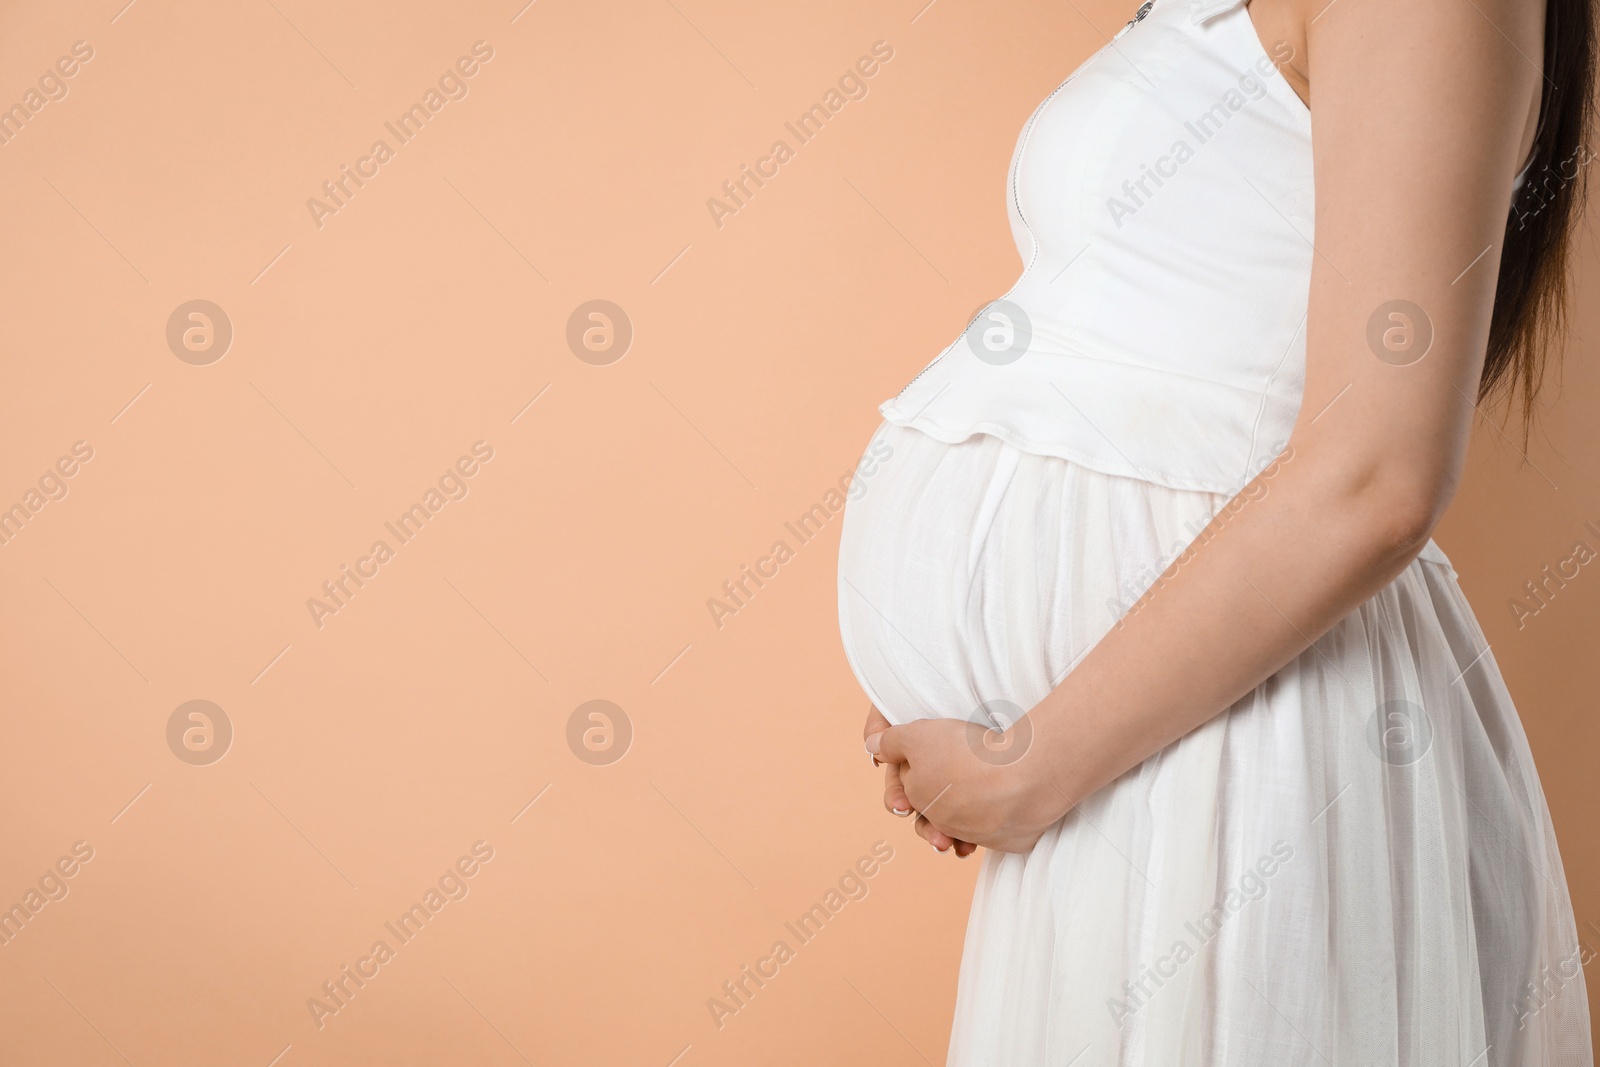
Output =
[{"x1": 865, "y1": 0, "x2": 1547, "y2": 855}]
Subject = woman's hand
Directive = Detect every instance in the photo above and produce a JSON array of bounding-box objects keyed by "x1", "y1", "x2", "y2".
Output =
[
  {"x1": 863, "y1": 706, "x2": 1067, "y2": 855},
  {"x1": 863, "y1": 706, "x2": 977, "y2": 857}
]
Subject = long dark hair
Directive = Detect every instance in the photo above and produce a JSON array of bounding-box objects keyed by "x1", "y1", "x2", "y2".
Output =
[{"x1": 1485, "y1": 0, "x2": 1597, "y2": 426}]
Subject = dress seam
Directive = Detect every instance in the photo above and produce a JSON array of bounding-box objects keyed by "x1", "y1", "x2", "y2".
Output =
[{"x1": 880, "y1": 411, "x2": 1234, "y2": 496}]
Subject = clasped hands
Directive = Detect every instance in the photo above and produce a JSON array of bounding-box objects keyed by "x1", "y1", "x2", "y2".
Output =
[{"x1": 862, "y1": 705, "x2": 1072, "y2": 857}]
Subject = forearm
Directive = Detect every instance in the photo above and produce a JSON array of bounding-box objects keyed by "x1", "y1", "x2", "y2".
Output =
[{"x1": 1022, "y1": 434, "x2": 1449, "y2": 822}]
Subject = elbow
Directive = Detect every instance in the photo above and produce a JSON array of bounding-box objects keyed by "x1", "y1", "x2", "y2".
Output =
[
  {"x1": 1369, "y1": 480, "x2": 1449, "y2": 560},
  {"x1": 1302, "y1": 446, "x2": 1458, "y2": 564}
]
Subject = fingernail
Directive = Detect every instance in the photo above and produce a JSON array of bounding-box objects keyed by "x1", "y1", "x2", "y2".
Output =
[
  {"x1": 864, "y1": 734, "x2": 881, "y2": 756},
  {"x1": 892, "y1": 806, "x2": 912, "y2": 817},
  {"x1": 931, "y1": 841, "x2": 945, "y2": 853}
]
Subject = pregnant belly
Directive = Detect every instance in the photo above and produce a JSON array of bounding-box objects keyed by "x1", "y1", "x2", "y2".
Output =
[{"x1": 836, "y1": 421, "x2": 1223, "y2": 726}]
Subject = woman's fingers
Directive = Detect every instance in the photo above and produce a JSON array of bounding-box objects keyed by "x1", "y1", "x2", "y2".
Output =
[
  {"x1": 913, "y1": 815, "x2": 947, "y2": 850},
  {"x1": 913, "y1": 815, "x2": 978, "y2": 857},
  {"x1": 915, "y1": 814, "x2": 966, "y2": 853},
  {"x1": 865, "y1": 711, "x2": 976, "y2": 857},
  {"x1": 863, "y1": 705, "x2": 891, "y2": 766},
  {"x1": 862, "y1": 704, "x2": 891, "y2": 740},
  {"x1": 864, "y1": 722, "x2": 912, "y2": 763},
  {"x1": 883, "y1": 763, "x2": 913, "y2": 817}
]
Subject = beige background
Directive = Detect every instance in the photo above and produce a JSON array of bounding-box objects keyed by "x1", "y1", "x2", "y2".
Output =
[{"x1": 0, "y1": 0, "x2": 1594, "y2": 1063}]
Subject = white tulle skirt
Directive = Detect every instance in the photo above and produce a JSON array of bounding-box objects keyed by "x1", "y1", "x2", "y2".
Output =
[{"x1": 837, "y1": 421, "x2": 1591, "y2": 1067}]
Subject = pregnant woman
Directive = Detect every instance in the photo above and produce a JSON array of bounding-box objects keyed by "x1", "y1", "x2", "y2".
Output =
[{"x1": 837, "y1": 0, "x2": 1595, "y2": 1063}]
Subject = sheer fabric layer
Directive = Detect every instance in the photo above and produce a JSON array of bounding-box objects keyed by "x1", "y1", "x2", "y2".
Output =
[{"x1": 837, "y1": 422, "x2": 1592, "y2": 1067}]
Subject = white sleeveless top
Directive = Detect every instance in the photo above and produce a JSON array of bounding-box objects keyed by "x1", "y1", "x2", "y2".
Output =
[{"x1": 880, "y1": 0, "x2": 1318, "y2": 495}]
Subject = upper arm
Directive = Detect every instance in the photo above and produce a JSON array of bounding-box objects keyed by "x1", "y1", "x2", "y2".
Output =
[{"x1": 1284, "y1": 0, "x2": 1544, "y2": 511}]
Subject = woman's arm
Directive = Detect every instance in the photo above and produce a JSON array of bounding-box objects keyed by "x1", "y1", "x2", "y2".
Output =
[{"x1": 867, "y1": 0, "x2": 1546, "y2": 852}]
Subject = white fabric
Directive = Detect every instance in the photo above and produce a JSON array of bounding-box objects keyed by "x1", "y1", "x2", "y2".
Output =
[
  {"x1": 881, "y1": 0, "x2": 1535, "y2": 496},
  {"x1": 881, "y1": 0, "x2": 1313, "y2": 494},
  {"x1": 837, "y1": 422, "x2": 1592, "y2": 1066}
]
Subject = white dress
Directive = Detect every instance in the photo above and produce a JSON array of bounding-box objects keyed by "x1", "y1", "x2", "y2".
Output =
[{"x1": 835, "y1": 1, "x2": 1593, "y2": 1064}]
